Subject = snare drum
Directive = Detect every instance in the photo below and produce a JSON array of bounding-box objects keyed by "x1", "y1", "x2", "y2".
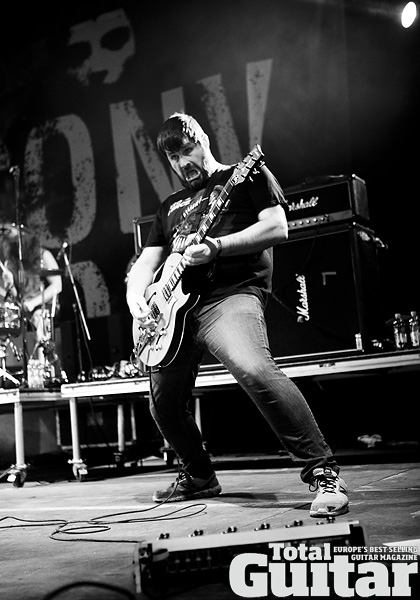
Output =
[{"x1": 0, "y1": 301, "x2": 22, "y2": 337}]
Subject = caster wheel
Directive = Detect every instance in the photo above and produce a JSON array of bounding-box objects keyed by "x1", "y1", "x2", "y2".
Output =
[
  {"x1": 114, "y1": 452, "x2": 125, "y2": 469},
  {"x1": 72, "y1": 463, "x2": 88, "y2": 481},
  {"x1": 12, "y1": 472, "x2": 25, "y2": 488}
]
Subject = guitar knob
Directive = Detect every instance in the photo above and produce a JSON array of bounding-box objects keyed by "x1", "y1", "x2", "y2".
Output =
[
  {"x1": 254, "y1": 523, "x2": 270, "y2": 531},
  {"x1": 190, "y1": 530, "x2": 204, "y2": 537},
  {"x1": 222, "y1": 526, "x2": 237, "y2": 534}
]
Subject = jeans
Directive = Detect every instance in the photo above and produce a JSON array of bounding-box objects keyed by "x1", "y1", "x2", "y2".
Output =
[{"x1": 149, "y1": 292, "x2": 338, "y2": 484}]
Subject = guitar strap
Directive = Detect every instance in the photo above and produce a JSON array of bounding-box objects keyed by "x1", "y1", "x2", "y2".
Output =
[
  {"x1": 179, "y1": 170, "x2": 221, "y2": 225},
  {"x1": 173, "y1": 171, "x2": 223, "y2": 251}
]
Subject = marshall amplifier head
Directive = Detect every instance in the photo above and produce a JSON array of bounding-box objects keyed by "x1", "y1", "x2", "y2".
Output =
[{"x1": 284, "y1": 174, "x2": 369, "y2": 232}]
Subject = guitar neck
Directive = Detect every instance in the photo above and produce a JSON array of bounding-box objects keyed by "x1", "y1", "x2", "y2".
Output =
[
  {"x1": 190, "y1": 175, "x2": 235, "y2": 247},
  {"x1": 167, "y1": 176, "x2": 235, "y2": 292}
]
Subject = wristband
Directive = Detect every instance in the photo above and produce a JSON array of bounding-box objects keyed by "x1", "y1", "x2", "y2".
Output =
[{"x1": 215, "y1": 238, "x2": 222, "y2": 258}]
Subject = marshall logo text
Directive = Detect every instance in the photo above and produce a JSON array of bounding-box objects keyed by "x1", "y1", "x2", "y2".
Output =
[
  {"x1": 288, "y1": 195, "x2": 319, "y2": 212},
  {"x1": 296, "y1": 274, "x2": 310, "y2": 322}
]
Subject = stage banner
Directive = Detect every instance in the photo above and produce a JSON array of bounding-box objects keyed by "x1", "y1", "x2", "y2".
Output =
[{"x1": 0, "y1": 1, "x2": 350, "y2": 355}]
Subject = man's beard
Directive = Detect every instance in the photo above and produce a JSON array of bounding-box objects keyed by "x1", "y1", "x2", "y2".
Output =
[
  {"x1": 180, "y1": 159, "x2": 211, "y2": 190},
  {"x1": 183, "y1": 174, "x2": 207, "y2": 191}
]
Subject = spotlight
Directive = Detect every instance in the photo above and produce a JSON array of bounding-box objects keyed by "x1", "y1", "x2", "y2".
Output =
[
  {"x1": 400, "y1": 2, "x2": 417, "y2": 27},
  {"x1": 348, "y1": 1, "x2": 418, "y2": 27}
]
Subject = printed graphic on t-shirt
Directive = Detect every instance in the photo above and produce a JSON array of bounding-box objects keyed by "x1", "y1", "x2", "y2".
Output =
[
  {"x1": 170, "y1": 190, "x2": 206, "y2": 253},
  {"x1": 170, "y1": 185, "x2": 227, "y2": 254}
]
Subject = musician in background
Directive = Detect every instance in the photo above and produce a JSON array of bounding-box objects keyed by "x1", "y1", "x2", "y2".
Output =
[
  {"x1": 126, "y1": 113, "x2": 349, "y2": 518},
  {"x1": 0, "y1": 223, "x2": 62, "y2": 359}
]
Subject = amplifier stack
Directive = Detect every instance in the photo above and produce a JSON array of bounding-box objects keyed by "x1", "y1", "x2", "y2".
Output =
[{"x1": 265, "y1": 173, "x2": 384, "y2": 361}]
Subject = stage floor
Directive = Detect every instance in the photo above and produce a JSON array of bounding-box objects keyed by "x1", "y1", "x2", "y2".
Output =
[{"x1": 0, "y1": 458, "x2": 419, "y2": 599}]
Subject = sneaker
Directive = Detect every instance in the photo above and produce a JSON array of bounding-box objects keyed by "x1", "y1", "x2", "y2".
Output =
[
  {"x1": 152, "y1": 470, "x2": 222, "y2": 503},
  {"x1": 309, "y1": 467, "x2": 349, "y2": 518}
]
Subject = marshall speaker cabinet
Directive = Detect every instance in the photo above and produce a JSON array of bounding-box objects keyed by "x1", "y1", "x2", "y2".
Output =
[
  {"x1": 284, "y1": 174, "x2": 369, "y2": 233},
  {"x1": 264, "y1": 223, "x2": 384, "y2": 360},
  {"x1": 133, "y1": 216, "x2": 154, "y2": 255}
]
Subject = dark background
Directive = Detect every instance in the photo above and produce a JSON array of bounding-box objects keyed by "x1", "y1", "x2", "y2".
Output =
[{"x1": 0, "y1": 0, "x2": 419, "y2": 372}]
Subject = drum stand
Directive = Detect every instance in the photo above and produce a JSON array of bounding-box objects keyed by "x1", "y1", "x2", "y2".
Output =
[
  {"x1": 30, "y1": 291, "x2": 67, "y2": 386},
  {"x1": 0, "y1": 336, "x2": 21, "y2": 388},
  {"x1": 0, "y1": 298, "x2": 23, "y2": 388}
]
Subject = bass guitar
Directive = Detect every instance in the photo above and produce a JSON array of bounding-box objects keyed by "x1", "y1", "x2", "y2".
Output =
[{"x1": 132, "y1": 144, "x2": 264, "y2": 368}]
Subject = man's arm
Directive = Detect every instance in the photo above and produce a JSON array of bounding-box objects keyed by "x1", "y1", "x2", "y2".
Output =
[
  {"x1": 126, "y1": 245, "x2": 167, "y2": 320},
  {"x1": 24, "y1": 249, "x2": 62, "y2": 312},
  {"x1": 183, "y1": 204, "x2": 288, "y2": 266}
]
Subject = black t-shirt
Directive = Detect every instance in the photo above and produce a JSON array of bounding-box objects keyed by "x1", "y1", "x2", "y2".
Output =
[{"x1": 145, "y1": 164, "x2": 287, "y2": 306}]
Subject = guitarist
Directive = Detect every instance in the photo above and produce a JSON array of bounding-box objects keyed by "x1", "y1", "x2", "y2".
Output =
[{"x1": 126, "y1": 113, "x2": 349, "y2": 518}]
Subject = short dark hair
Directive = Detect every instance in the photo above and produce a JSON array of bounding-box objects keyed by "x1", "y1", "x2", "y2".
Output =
[{"x1": 157, "y1": 113, "x2": 206, "y2": 155}]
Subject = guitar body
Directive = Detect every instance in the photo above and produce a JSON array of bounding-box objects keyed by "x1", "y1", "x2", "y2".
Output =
[{"x1": 132, "y1": 253, "x2": 199, "y2": 368}]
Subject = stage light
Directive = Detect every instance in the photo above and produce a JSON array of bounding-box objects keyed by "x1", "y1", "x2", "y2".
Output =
[
  {"x1": 368, "y1": 1, "x2": 418, "y2": 27},
  {"x1": 307, "y1": 0, "x2": 418, "y2": 27},
  {"x1": 336, "y1": 1, "x2": 418, "y2": 26},
  {"x1": 400, "y1": 2, "x2": 417, "y2": 27}
]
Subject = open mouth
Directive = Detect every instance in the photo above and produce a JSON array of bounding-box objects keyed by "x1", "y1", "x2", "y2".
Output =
[{"x1": 184, "y1": 168, "x2": 200, "y2": 183}]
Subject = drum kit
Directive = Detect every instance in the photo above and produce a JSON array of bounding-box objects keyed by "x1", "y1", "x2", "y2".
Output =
[
  {"x1": 0, "y1": 224, "x2": 66, "y2": 389},
  {"x1": 0, "y1": 263, "x2": 66, "y2": 389},
  {"x1": 0, "y1": 167, "x2": 69, "y2": 388}
]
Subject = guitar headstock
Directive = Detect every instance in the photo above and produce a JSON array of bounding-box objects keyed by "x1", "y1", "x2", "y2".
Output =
[{"x1": 232, "y1": 144, "x2": 265, "y2": 184}]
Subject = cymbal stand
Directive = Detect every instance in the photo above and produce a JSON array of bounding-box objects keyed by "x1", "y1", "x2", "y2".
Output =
[
  {"x1": 60, "y1": 248, "x2": 90, "y2": 480},
  {"x1": 10, "y1": 165, "x2": 28, "y2": 387},
  {"x1": 60, "y1": 244, "x2": 91, "y2": 380},
  {"x1": 72, "y1": 302, "x2": 85, "y2": 381}
]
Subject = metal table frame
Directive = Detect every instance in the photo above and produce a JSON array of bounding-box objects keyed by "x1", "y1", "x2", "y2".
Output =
[
  {"x1": 0, "y1": 388, "x2": 61, "y2": 486},
  {"x1": 1, "y1": 351, "x2": 418, "y2": 485},
  {"x1": 60, "y1": 350, "x2": 420, "y2": 480}
]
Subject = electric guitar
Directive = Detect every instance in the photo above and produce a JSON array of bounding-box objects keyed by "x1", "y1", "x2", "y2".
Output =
[{"x1": 132, "y1": 144, "x2": 264, "y2": 368}]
